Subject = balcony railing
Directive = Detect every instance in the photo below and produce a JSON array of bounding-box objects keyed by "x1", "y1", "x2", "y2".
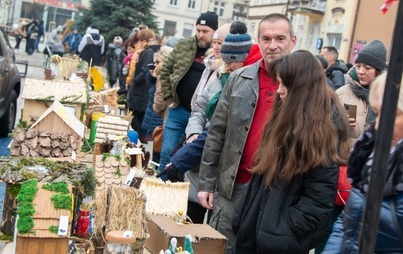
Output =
[{"x1": 287, "y1": 0, "x2": 326, "y2": 16}]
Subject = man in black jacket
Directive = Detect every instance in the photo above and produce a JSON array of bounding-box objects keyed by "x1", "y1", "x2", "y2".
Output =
[
  {"x1": 320, "y1": 46, "x2": 348, "y2": 89},
  {"x1": 78, "y1": 25, "x2": 105, "y2": 66}
]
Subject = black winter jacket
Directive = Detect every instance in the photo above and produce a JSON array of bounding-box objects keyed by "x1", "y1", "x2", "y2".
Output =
[
  {"x1": 326, "y1": 60, "x2": 348, "y2": 89},
  {"x1": 141, "y1": 72, "x2": 163, "y2": 135},
  {"x1": 324, "y1": 126, "x2": 403, "y2": 253},
  {"x1": 106, "y1": 43, "x2": 124, "y2": 83},
  {"x1": 232, "y1": 165, "x2": 338, "y2": 254},
  {"x1": 128, "y1": 45, "x2": 160, "y2": 112}
]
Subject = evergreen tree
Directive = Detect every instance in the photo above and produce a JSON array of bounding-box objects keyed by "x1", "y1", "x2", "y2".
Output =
[{"x1": 75, "y1": 0, "x2": 159, "y2": 43}]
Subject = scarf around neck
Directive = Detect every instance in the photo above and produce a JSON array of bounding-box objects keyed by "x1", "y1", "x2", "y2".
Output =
[
  {"x1": 205, "y1": 72, "x2": 229, "y2": 120},
  {"x1": 350, "y1": 80, "x2": 376, "y2": 124}
]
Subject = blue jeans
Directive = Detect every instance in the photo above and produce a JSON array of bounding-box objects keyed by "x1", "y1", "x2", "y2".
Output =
[{"x1": 158, "y1": 106, "x2": 190, "y2": 171}]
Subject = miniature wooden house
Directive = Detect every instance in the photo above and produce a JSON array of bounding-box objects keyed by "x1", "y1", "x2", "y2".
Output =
[
  {"x1": 94, "y1": 154, "x2": 145, "y2": 193},
  {"x1": 94, "y1": 116, "x2": 129, "y2": 143},
  {"x1": 10, "y1": 100, "x2": 86, "y2": 158},
  {"x1": 91, "y1": 87, "x2": 120, "y2": 115},
  {"x1": 16, "y1": 183, "x2": 73, "y2": 254},
  {"x1": 21, "y1": 78, "x2": 88, "y2": 124}
]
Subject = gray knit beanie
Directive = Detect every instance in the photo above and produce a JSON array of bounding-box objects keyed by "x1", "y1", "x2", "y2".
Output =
[
  {"x1": 220, "y1": 21, "x2": 253, "y2": 63},
  {"x1": 355, "y1": 40, "x2": 387, "y2": 71}
]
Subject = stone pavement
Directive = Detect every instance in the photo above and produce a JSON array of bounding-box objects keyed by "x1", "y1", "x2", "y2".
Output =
[{"x1": 9, "y1": 36, "x2": 47, "y2": 79}]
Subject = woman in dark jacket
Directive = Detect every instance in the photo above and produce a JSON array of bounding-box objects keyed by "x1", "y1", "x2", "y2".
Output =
[
  {"x1": 232, "y1": 50, "x2": 350, "y2": 253},
  {"x1": 141, "y1": 70, "x2": 163, "y2": 153},
  {"x1": 324, "y1": 71, "x2": 403, "y2": 253},
  {"x1": 128, "y1": 28, "x2": 160, "y2": 142}
]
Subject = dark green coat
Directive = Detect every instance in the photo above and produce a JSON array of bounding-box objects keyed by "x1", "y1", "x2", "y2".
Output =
[{"x1": 160, "y1": 36, "x2": 197, "y2": 107}]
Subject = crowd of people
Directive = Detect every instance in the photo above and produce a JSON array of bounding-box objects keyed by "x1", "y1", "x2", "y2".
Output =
[
  {"x1": 13, "y1": 12, "x2": 403, "y2": 254},
  {"x1": 152, "y1": 12, "x2": 401, "y2": 254},
  {"x1": 14, "y1": 18, "x2": 44, "y2": 55}
]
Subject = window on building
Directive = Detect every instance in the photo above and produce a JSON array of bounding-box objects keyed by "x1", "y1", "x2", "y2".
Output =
[
  {"x1": 164, "y1": 20, "x2": 177, "y2": 37},
  {"x1": 327, "y1": 33, "x2": 342, "y2": 50},
  {"x1": 250, "y1": 23, "x2": 256, "y2": 37},
  {"x1": 170, "y1": 0, "x2": 178, "y2": 6},
  {"x1": 188, "y1": 0, "x2": 196, "y2": 9},
  {"x1": 214, "y1": 1, "x2": 225, "y2": 17},
  {"x1": 183, "y1": 23, "x2": 194, "y2": 37}
]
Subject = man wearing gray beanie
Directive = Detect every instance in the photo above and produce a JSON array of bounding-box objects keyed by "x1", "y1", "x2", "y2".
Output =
[{"x1": 159, "y1": 11, "x2": 218, "y2": 172}]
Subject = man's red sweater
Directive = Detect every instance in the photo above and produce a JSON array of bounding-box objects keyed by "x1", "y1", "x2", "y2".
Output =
[{"x1": 236, "y1": 61, "x2": 278, "y2": 183}]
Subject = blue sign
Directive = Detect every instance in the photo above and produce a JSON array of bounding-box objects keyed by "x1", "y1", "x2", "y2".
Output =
[{"x1": 316, "y1": 38, "x2": 323, "y2": 50}]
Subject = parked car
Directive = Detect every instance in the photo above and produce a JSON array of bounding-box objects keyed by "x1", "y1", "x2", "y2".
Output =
[{"x1": 0, "y1": 27, "x2": 21, "y2": 137}]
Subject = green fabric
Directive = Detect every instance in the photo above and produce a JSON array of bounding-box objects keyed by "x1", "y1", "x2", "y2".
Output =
[
  {"x1": 205, "y1": 73, "x2": 229, "y2": 120},
  {"x1": 159, "y1": 36, "x2": 197, "y2": 106},
  {"x1": 349, "y1": 67, "x2": 359, "y2": 82}
]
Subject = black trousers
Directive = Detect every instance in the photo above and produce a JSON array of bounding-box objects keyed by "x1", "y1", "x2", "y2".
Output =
[
  {"x1": 15, "y1": 35, "x2": 23, "y2": 49},
  {"x1": 187, "y1": 200, "x2": 212, "y2": 224}
]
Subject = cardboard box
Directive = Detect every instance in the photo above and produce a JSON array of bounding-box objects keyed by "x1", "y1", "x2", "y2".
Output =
[{"x1": 145, "y1": 215, "x2": 227, "y2": 254}]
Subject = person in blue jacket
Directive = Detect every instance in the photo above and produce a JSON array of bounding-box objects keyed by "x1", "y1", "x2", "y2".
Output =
[
  {"x1": 62, "y1": 27, "x2": 82, "y2": 55},
  {"x1": 324, "y1": 71, "x2": 403, "y2": 253}
]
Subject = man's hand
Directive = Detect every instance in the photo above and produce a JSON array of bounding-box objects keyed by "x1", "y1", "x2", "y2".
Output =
[
  {"x1": 198, "y1": 191, "x2": 214, "y2": 209},
  {"x1": 155, "y1": 163, "x2": 184, "y2": 182}
]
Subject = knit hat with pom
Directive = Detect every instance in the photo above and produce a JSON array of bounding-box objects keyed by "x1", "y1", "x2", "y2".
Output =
[
  {"x1": 114, "y1": 36, "x2": 123, "y2": 45},
  {"x1": 220, "y1": 21, "x2": 253, "y2": 63},
  {"x1": 355, "y1": 40, "x2": 387, "y2": 71}
]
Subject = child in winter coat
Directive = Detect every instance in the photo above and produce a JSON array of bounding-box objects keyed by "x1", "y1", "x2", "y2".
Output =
[{"x1": 106, "y1": 36, "x2": 124, "y2": 87}]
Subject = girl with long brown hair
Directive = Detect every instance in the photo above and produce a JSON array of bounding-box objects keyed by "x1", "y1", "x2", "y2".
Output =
[{"x1": 232, "y1": 50, "x2": 349, "y2": 253}]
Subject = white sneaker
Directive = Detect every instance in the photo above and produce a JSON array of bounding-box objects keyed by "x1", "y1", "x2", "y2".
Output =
[{"x1": 14, "y1": 49, "x2": 19, "y2": 54}]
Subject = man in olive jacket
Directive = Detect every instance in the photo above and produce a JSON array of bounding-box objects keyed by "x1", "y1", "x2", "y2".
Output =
[
  {"x1": 159, "y1": 11, "x2": 218, "y2": 172},
  {"x1": 197, "y1": 13, "x2": 297, "y2": 253}
]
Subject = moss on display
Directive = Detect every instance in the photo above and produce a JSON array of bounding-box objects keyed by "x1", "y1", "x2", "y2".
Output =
[{"x1": 16, "y1": 179, "x2": 38, "y2": 234}]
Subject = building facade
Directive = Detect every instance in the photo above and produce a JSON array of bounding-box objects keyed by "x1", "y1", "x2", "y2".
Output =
[
  {"x1": 351, "y1": 0, "x2": 396, "y2": 64},
  {"x1": 1, "y1": 0, "x2": 397, "y2": 62},
  {"x1": 1, "y1": 0, "x2": 90, "y2": 32},
  {"x1": 245, "y1": 0, "x2": 396, "y2": 63},
  {"x1": 153, "y1": 0, "x2": 250, "y2": 38}
]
